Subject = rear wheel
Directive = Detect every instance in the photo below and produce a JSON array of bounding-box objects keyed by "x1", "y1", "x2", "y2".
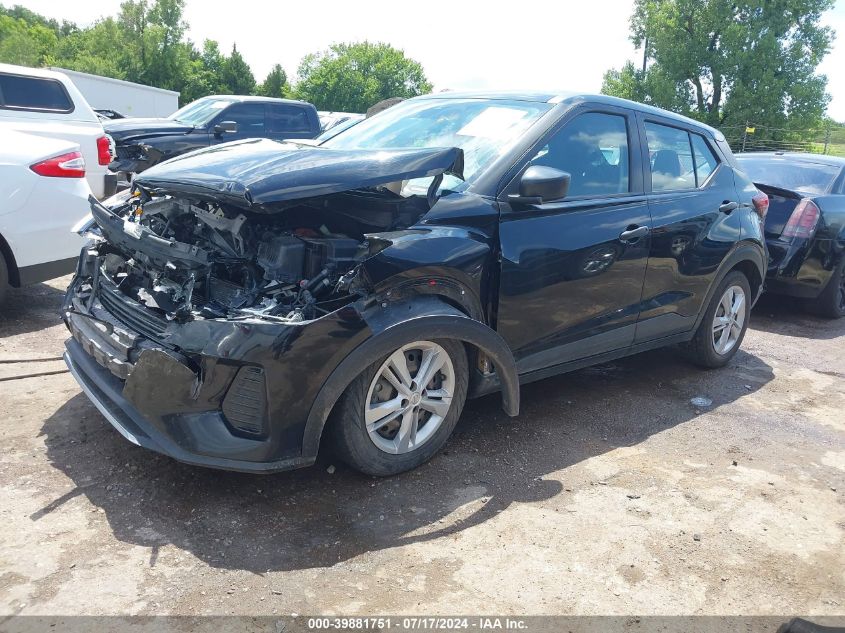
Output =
[
  {"x1": 809, "y1": 258, "x2": 845, "y2": 319},
  {"x1": 685, "y1": 271, "x2": 751, "y2": 368},
  {"x1": 330, "y1": 338, "x2": 468, "y2": 476},
  {"x1": 0, "y1": 255, "x2": 8, "y2": 305}
]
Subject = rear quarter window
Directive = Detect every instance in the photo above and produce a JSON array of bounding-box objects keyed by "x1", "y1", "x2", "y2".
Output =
[
  {"x1": 690, "y1": 133, "x2": 719, "y2": 185},
  {"x1": 0, "y1": 73, "x2": 74, "y2": 113}
]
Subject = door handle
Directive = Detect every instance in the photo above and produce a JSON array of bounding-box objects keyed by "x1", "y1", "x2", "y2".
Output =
[
  {"x1": 619, "y1": 226, "x2": 649, "y2": 242},
  {"x1": 719, "y1": 201, "x2": 739, "y2": 214}
]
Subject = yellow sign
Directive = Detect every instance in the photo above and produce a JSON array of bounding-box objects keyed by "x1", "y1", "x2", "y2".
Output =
[{"x1": 745, "y1": 126, "x2": 756, "y2": 134}]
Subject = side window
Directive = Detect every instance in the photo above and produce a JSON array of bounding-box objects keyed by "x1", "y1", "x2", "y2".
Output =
[
  {"x1": 267, "y1": 105, "x2": 312, "y2": 134},
  {"x1": 690, "y1": 133, "x2": 719, "y2": 186},
  {"x1": 0, "y1": 73, "x2": 73, "y2": 112},
  {"x1": 645, "y1": 122, "x2": 695, "y2": 191},
  {"x1": 528, "y1": 112, "x2": 630, "y2": 198},
  {"x1": 220, "y1": 103, "x2": 265, "y2": 135}
]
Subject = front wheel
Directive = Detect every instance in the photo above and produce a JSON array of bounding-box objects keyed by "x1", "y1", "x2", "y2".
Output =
[
  {"x1": 329, "y1": 339, "x2": 468, "y2": 476},
  {"x1": 685, "y1": 270, "x2": 751, "y2": 368}
]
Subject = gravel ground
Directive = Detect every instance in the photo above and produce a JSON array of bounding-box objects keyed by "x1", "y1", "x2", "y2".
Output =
[{"x1": 0, "y1": 275, "x2": 843, "y2": 617}]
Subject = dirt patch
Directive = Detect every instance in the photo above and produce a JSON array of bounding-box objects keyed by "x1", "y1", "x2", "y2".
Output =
[{"x1": 0, "y1": 277, "x2": 843, "y2": 615}]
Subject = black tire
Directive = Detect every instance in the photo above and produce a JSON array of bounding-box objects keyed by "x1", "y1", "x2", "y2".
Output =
[
  {"x1": 684, "y1": 270, "x2": 752, "y2": 368},
  {"x1": 329, "y1": 338, "x2": 468, "y2": 477},
  {"x1": 0, "y1": 254, "x2": 8, "y2": 306},
  {"x1": 808, "y1": 257, "x2": 845, "y2": 319}
]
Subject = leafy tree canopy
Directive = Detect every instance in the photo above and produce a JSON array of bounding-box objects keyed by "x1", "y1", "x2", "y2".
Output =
[
  {"x1": 259, "y1": 63, "x2": 288, "y2": 98},
  {"x1": 294, "y1": 41, "x2": 431, "y2": 112},
  {"x1": 219, "y1": 43, "x2": 255, "y2": 95},
  {"x1": 601, "y1": 0, "x2": 836, "y2": 134},
  {"x1": 1, "y1": 4, "x2": 431, "y2": 111},
  {"x1": 1, "y1": 2, "x2": 283, "y2": 104}
]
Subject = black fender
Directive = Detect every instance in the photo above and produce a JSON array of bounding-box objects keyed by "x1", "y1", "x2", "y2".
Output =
[
  {"x1": 692, "y1": 241, "x2": 766, "y2": 331},
  {"x1": 300, "y1": 297, "x2": 520, "y2": 459},
  {"x1": 358, "y1": 224, "x2": 495, "y2": 322}
]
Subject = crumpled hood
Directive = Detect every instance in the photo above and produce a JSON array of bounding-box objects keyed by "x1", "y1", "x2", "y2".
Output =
[
  {"x1": 133, "y1": 138, "x2": 464, "y2": 210},
  {"x1": 104, "y1": 117, "x2": 195, "y2": 143}
]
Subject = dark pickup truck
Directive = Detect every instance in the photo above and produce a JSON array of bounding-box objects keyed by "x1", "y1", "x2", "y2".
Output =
[{"x1": 106, "y1": 95, "x2": 320, "y2": 180}]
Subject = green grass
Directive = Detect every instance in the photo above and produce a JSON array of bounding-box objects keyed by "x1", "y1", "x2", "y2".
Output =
[{"x1": 809, "y1": 141, "x2": 845, "y2": 157}]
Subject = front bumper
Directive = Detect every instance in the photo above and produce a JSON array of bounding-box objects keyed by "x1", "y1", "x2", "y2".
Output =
[
  {"x1": 62, "y1": 257, "x2": 371, "y2": 472},
  {"x1": 63, "y1": 338, "x2": 312, "y2": 472}
]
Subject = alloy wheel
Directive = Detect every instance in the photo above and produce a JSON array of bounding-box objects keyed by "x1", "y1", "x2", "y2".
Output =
[
  {"x1": 712, "y1": 285, "x2": 746, "y2": 355},
  {"x1": 365, "y1": 341, "x2": 455, "y2": 455}
]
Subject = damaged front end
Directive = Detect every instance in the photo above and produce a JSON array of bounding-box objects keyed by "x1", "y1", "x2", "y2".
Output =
[
  {"x1": 62, "y1": 141, "x2": 466, "y2": 471},
  {"x1": 85, "y1": 190, "x2": 372, "y2": 324}
]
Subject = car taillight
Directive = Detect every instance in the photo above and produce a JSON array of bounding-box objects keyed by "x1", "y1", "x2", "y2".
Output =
[
  {"x1": 30, "y1": 151, "x2": 86, "y2": 178},
  {"x1": 751, "y1": 191, "x2": 769, "y2": 220},
  {"x1": 96, "y1": 135, "x2": 113, "y2": 165},
  {"x1": 782, "y1": 199, "x2": 820, "y2": 239}
]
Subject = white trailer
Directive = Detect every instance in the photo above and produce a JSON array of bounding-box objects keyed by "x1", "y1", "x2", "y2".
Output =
[{"x1": 48, "y1": 68, "x2": 180, "y2": 118}]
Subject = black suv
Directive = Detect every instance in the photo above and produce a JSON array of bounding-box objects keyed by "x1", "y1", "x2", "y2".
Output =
[
  {"x1": 106, "y1": 95, "x2": 321, "y2": 178},
  {"x1": 63, "y1": 92, "x2": 767, "y2": 476}
]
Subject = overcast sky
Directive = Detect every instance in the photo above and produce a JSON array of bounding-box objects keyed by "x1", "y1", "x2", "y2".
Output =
[{"x1": 18, "y1": 0, "x2": 845, "y2": 121}]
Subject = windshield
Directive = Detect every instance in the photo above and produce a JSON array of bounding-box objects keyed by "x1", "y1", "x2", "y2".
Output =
[
  {"x1": 316, "y1": 117, "x2": 362, "y2": 142},
  {"x1": 737, "y1": 156, "x2": 840, "y2": 195},
  {"x1": 169, "y1": 98, "x2": 236, "y2": 126},
  {"x1": 324, "y1": 98, "x2": 552, "y2": 190}
]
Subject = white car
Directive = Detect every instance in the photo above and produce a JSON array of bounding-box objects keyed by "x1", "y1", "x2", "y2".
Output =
[
  {"x1": 0, "y1": 130, "x2": 90, "y2": 302},
  {"x1": 0, "y1": 63, "x2": 115, "y2": 199}
]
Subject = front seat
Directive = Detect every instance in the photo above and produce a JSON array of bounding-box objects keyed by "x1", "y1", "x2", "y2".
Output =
[{"x1": 652, "y1": 149, "x2": 681, "y2": 178}]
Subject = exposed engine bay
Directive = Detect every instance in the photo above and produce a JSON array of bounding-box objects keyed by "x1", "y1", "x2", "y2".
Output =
[{"x1": 86, "y1": 186, "x2": 431, "y2": 323}]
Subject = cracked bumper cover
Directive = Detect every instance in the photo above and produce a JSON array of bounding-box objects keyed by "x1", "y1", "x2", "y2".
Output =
[
  {"x1": 62, "y1": 272, "x2": 371, "y2": 473},
  {"x1": 63, "y1": 338, "x2": 315, "y2": 472}
]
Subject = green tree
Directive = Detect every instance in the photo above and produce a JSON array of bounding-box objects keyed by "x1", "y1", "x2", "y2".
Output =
[
  {"x1": 259, "y1": 63, "x2": 288, "y2": 98},
  {"x1": 50, "y1": 17, "x2": 125, "y2": 78},
  {"x1": 219, "y1": 43, "x2": 256, "y2": 95},
  {"x1": 601, "y1": 60, "x2": 691, "y2": 113},
  {"x1": 0, "y1": 13, "x2": 58, "y2": 66},
  {"x1": 178, "y1": 40, "x2": 224, "y2": 102},
  {"x1": 200, "y1": 39, "x2": 224, "y2": 81},
  {"x1": 293, "y1": 41, "x2": 431, "y2": 112},
  {"x1": 0, "y1": 4, "x2": 64, "y2": 33},
  {"x1": 602, "y1": 0, "x2": 835, "y2": 132},
  {"x1": 116, "y1": 0, "x2": 192, "y2": 93},
  {"x1": 0, "y1": 1, "x2": 272, "y2": 105}
]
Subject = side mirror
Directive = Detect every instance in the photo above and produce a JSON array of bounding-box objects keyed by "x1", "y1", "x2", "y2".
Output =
[
  {"x1": 213, "y1": 120, "x2": 238, "y2": 135},
  {"x1": 510, "y1": 166, "x2": 571, "y2": 206}
]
